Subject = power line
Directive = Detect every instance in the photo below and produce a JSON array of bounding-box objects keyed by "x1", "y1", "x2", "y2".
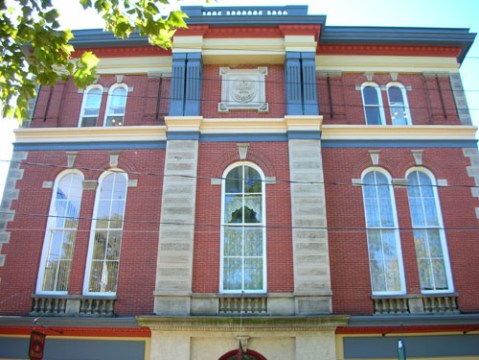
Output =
[
  {"x1": 2, "y1": 210, "x2": 478, "y2": 233},
  {"x1": 29, "y1": 85, "x2": 479, "y2": 116},
  {"x1": 1, "y1": 159, "x2": 478, "y2": 190}
]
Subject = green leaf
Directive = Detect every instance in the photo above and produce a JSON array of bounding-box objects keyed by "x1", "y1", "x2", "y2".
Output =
[{"x1": 167, "y1": 10, "x2": 188, "y2": 28}]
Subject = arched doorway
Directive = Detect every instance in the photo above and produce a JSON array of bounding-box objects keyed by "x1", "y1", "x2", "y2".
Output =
[{"x1": 219, "y1": 349, "x2": 267, "y2": 360}]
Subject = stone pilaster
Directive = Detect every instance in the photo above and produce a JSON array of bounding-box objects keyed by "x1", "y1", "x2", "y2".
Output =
[
  {"x1": 154, "y1": 140, "x2": 199, "y2": 315},
  {"x1": 450, "y1": 73, "x2": 472, "y2": 125},
  {"x1": 288, "y1": 139, "x2": 332, "y2": 314},
  {"x1": 0, "y1": 151, "x2": 27, "y2": 270}
]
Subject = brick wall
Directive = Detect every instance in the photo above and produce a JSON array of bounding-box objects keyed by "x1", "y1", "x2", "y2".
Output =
[
  {"x1": 30, "y1": 75, "x2": 171, "y2": 128},
  {"x1": 192, "y1": 141, "x2": 294, "y2": 293},
  {"x1": 324, "y1": 147, "x2": 479, "y2": 314},
  {"x1": 0, "y1": 149, "x2": 165, "y2": 316},
  {"x1": 319, "y1": 73, "x2": 461, "y2": 126}
]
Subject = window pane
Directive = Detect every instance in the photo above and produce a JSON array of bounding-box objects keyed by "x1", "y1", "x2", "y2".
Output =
[
  {"x1": 370, "y1": 260, "x2": 386, "y2": 292},
  {"x1": 432, "y1": 259, "x2": 448, "y2": 289},
  {"x1": 244, "y1": 195, "x2": 262, "y2": 223},
  {"x1": 106, "y1": 231, "x2": 122, "y2": 260},
  {"x1": 225, "y1": 194, "x2": 243, "y2": 223},
  {"x1": 363, "y1": 86, "x2": 379, "y2": 105},
  {"x1": 224, "y1": 227, "x2": 242, "y2": 256},
  {"x1": 244, "y1": 258, "x2": 263, "y2": 290},
  {"x1": 385, "y1": 259, "x2": 402, "y2": 291},
  {"x1": 367, "y1": 229, "x2": 383, "y2": 261},
  {"x1": 92, "y1": 231, "x2": 107, "y2": 260},
  {"x1": 365, "y1": 107, "x2": 382, "y2": 125},
  {"x1": 223, "y1": 257, "x2": 242, "y2": 290},
  {"x1": 244, "y1": 167, "x2": 262, "y2": 193},
  {"x1": 225, "y1": 167, "x2": 242, "y2": 193},
  {"x1": 244, "y1": 228, "x2": 263, "y2": 256}
]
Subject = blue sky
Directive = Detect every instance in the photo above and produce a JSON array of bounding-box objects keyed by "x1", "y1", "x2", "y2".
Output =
[{"x1": 1, "y1": 0, "x2": 478, "y2": 199}]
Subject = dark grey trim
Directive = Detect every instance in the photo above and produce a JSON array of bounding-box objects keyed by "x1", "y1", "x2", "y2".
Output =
[
  {"x1": 343, "y1": 334, "x2": 479, "y2": 358},
  {"x1": 0, "y1": 316, "x2": 141, "y2": 328},
  {"x1": 348, "y1": 313, "x2": 479, "y2": 327}
]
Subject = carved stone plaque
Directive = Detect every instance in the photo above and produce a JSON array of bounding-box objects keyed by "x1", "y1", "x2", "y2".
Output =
[{"x1": 218, "y1": 67, "x2": 268, "y2": 112}]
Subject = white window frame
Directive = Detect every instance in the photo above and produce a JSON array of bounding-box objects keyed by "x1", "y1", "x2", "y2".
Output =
[
  {"x1": 83, "y1": 169, "x2": 128, "y2": 296},
  {"x1": 36, "y1": 170, "x2": 84, "y2": 294},
  {"x1": 386, "y1": 82, "x2": 412, "y2": 125},
  {"x1": 361, "y1": 168, "x2": 406, "y2": 295},
  {"x1": 405, "y1": 167, "x2": 454, "y2": 294},
  {"x1": 361, "y1": 82, "x2": 386, "y2": 125},
  {"x1": 220, "y1": 161, "x2": 267, "y2": 294},
  {"x1": 78, "y1": 85, "x2": 103, "y2": 127},
  {"x1": 103, "y1": 83, "x2": 128, "y2": 127}
]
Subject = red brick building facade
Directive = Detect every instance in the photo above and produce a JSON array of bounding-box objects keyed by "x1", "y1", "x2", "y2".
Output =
[{"x1": 1, "y1": 5, "x2": 478, "y2": 360}]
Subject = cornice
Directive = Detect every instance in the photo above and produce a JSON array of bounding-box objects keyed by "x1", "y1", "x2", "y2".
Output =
[
  {"x1": 204, "y1": 27, "x2": 283, "y2": 39},
  {"x1": 72, "y1": 46, "x2": 170, "y2": 59},
  {"x1": 137, "y1": 315, "x2": 349, "y2": 332},
  {"x1": 279, "y1": 24, "x2": 322, "y2": 42},
  {"x1": 317, "y1": 45, "x2": 461, "y2": 58}
]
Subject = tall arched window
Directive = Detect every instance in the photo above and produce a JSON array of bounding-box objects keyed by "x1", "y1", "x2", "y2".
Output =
[
  {"x1": 104, "y1": 84, "x2": 128, "y2": 127},
  {"x1": 221, "y1": 162, "x2": 266, "y2": 293},
  {"x1": 406, "y1": 169, "x2": 453, "y2": 292},
  {"x1": 37, "y1": 171, "x2": 84, "y2": 293},
  {"x1": 84, "y1": 170, "x2": 128, "y2": 294},
  {"x1": 362, "y1": 169, "x2": 405, "y2": 294},
  {"x1": 387, "y1": 83, "x2": 411, "y2": 125},
  {"x1": 79, "y1": 85, "x2": 103, "y2": 127},
  {"x1": 361, "y1": 83, "x2": 385, "y2": 125}
]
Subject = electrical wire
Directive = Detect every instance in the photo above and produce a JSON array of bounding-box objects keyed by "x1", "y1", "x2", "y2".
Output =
[{"x1": 0, "y1": 158, "x2": 478, "y2": 190}]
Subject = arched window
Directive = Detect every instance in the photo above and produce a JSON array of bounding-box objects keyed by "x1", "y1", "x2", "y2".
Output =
[
  {"x1": 37, "y1": 171, "x2": 84, "y2": 293},
  {"x1": 79, "y1": 85, "x2": 103, "y2": 127},
  {"x1": 406, "y1": 169, "x2": 453, "y2": 292},
  {"x1": 104, "y1": 84, "x2": 128, "y2": 127},
  {"x1": 219, "y1": 349, "x2": 267, "y2": 360},
  {"x1": 84, "y1": 170, "x2": 128, "y2": 294},
  {"x1": 361, "y1": 83, "x2": 385, "y2": 125},
  {"x1": 221, "y1": 162, "x2": 266, "y2": 293},
  {"x1": 387, "y1": 83, "x2": 411, "y2": 125},
  {"x1": 362, "y1": 169, "x2": 405, "y2": 294}
]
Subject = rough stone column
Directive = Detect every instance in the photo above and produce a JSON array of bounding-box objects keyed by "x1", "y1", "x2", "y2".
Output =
[
  {"x1": 450, "y1": 73, "x2": 472, "y2": 125},
  {"x1": 154, "y1": 140, "x2": 199, "y2": 315},
  {"x1": 288, "y1": 139, "x2": 332, "y2": 314},
  {"x1": 0, "y1": 151, "x2": 27, "y2": 270}
]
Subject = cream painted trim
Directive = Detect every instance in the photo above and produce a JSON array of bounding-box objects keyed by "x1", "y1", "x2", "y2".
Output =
[
  {"x1": 283, "y1": 35, "x2": 317, "y2": 52},
  {"x1": 198, "y1": 116, "x2": 322, "y2": 134},
  {"x1": 14, "y1": 126, "x2": 167, "y2": 143},
  {"x1": 96, "y1": 57, "x2": 172, "y2": 75},
  {"x1": 165, "y1": 116, "x2": 202, "y2": 132},
  {"x1": 316, "y1": 55, "x2": 460, "y2": 73},
  {"x1": 322, "y1": 125, "x2": 477, "y2": 141}
]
